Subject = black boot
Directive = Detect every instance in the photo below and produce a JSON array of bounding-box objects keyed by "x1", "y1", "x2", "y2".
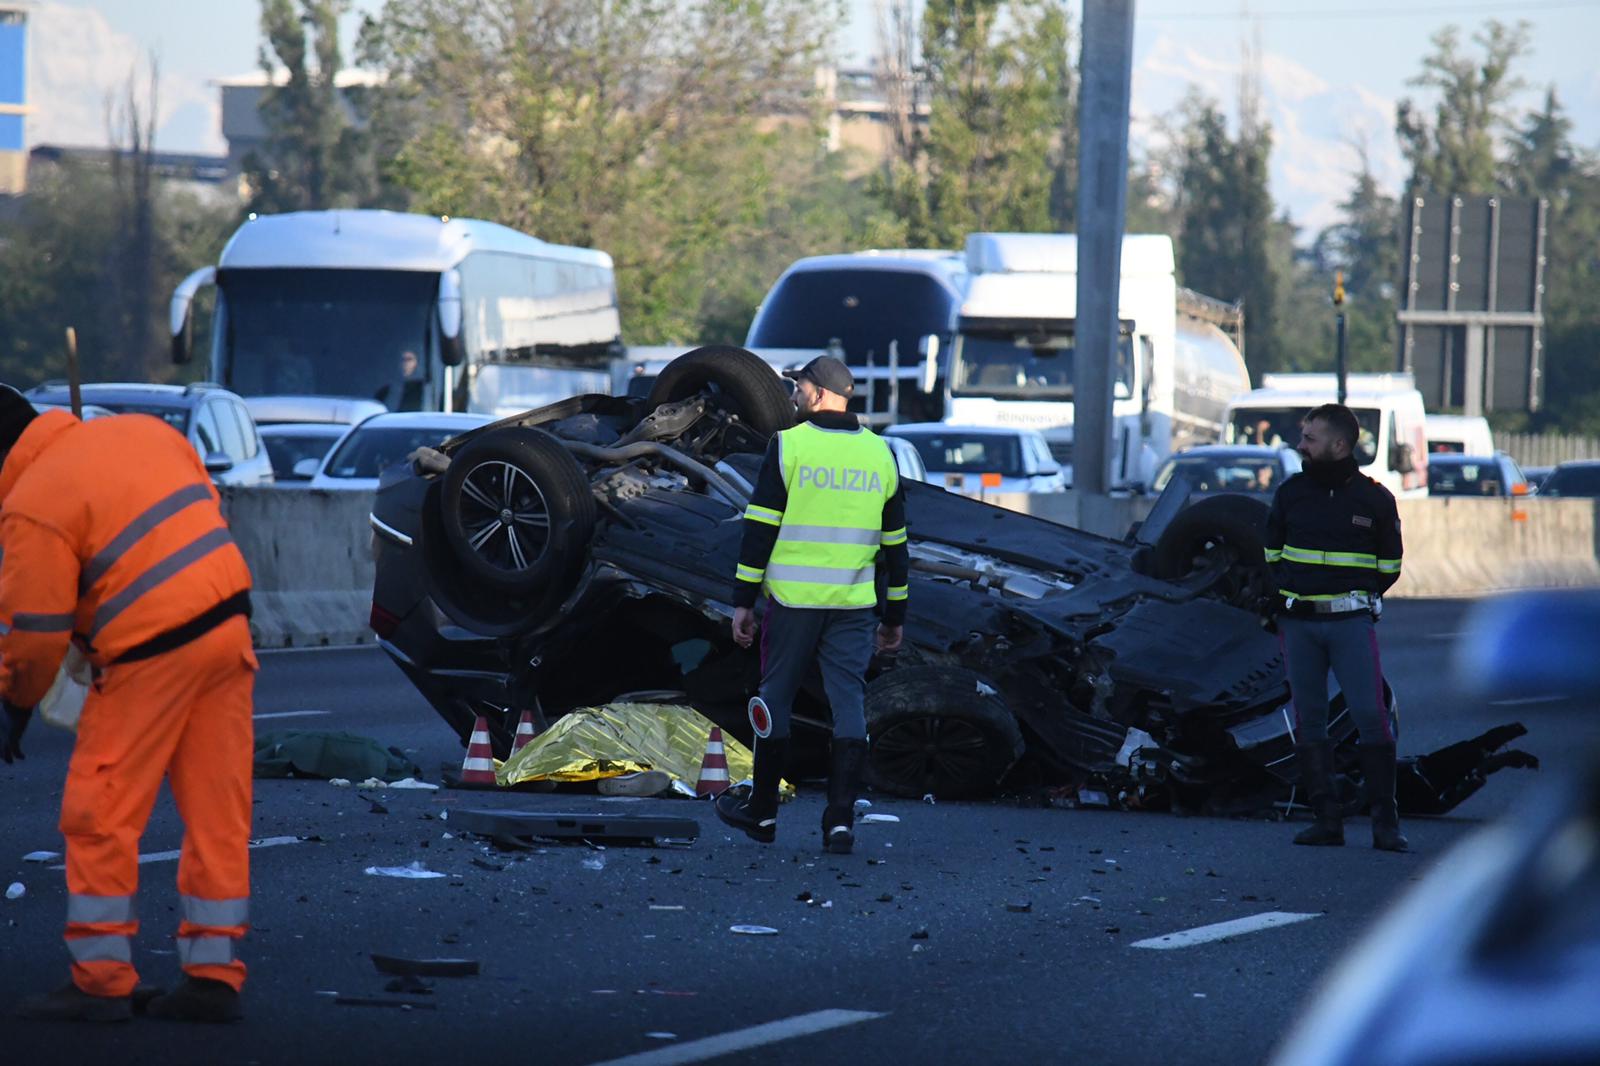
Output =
[
  {"x1": 1293, "y1": 740, "x2": 1345, "y2": 846},
  {"x1": 715, "y1": 737, "x2": 788, "y2": 843},
  {"x1": 145, "y1": 976, "x2": 243, "y2": 1023},
  {"x1": 821, "y1": 738, "x2": 868, "y2": 855},
  {"x1": 12, "y1": 982, "x2": 132, "y2": 1023},
  {"x1": 1360, "y1": 742, "x2": 1410, "y2": 852}
]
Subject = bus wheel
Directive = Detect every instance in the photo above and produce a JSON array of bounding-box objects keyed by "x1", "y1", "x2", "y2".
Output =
[
  {"x1": 1151, "y1": 495, "x2": 1272, "y2": 609},
  {"x1": 438, "y1": 426, "x2": 596, "y2": 597},
  {"x1": 644, "y1": 346, "x2": 796, "y2": 437}
]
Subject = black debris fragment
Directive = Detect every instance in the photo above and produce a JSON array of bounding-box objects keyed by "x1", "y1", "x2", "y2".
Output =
[{"x1": 370, "y1": 954, "x2": 481, "y2": 978}]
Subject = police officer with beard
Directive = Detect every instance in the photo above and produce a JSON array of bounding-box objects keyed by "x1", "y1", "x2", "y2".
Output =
[
  {"x1": 715, "y1": 356, "x2": 909, "y2": 854},
  {"x1": 1265, "y1": 403, "x2": 1407, "y2": 851}
]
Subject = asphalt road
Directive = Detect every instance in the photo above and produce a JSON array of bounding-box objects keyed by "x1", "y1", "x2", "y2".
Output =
[{"x1": 0, "y1": 599, "x2": 1585, "y2": 1064}]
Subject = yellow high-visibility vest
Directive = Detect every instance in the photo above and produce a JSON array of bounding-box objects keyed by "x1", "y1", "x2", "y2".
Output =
[{"x1": 741, "y1": 421, "x2": 898, "y2": 609}]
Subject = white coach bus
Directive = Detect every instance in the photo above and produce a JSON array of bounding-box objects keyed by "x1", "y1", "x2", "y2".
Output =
[{"x1": 170, "y1": 210, "x2": 623, "y2": 416}]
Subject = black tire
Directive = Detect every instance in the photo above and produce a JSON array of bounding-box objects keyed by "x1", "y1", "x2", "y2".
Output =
[
  {"x1": 644, "y1": 346, "x2": 796, "y2": 436},
  {"x1": 438, "y1": 426, "x2": 596, "y2": 597},
  {"x1": 1151, "y1": 494, "x2": 1272, "y2": 608},
  {"x1": 865, "y1": 666, "x2": 1025, "y2": 800}
]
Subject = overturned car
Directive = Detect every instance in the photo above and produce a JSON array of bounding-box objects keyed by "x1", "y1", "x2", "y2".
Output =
[{"x1": 368, "y1": 347, "x2": 1533, "y2": 815}]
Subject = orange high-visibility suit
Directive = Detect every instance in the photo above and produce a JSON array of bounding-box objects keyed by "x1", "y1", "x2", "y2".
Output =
[{"x1": 0, "y1": 410, "x2": 256, "y2": 998}]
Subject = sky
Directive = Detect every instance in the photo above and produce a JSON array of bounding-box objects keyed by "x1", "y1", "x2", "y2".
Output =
[{"x1": 12, "y1": 0, "x2": 1600, "y2": 233}]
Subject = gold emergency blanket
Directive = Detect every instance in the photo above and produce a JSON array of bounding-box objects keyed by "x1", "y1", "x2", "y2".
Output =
[{"x1": 497, "y1": 702, "x2": 757, "y2": 790}]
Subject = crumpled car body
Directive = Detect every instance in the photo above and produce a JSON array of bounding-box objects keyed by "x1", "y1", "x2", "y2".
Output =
[{"x1": 368, "y1": 347, "x2": 1533, "y2": 815}]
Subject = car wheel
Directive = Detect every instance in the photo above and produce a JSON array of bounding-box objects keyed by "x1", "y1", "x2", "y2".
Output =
[
  {"x1": 644, "y1": 346, "x2": 796, "y2": 437},
  {"x1": 865, "y1": 666, "x2": 1025, "y2": 800},
  {"x1": 1151, "y1": 494, "x2": 1272, "y2": 609},
  {"x1": 438, "y1": 426, "x2": 596, "y2": 597}
]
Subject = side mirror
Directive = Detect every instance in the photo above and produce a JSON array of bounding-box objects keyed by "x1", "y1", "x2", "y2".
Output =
[
  {"x1": 919, "y1": 334, "x2": 940, "y2": 394},
  {"x1": 170, "y1": 265, "x2": 216, "y2": 365},
  {"x1": 204, "y1": 452, "x2": 234, "y2": 474},
  {"x1": 1038, "y1": 461, "x2": 1061, "y2": 477},
  {"x1": 437, "y1": 269, "x2": 465, "y2": 367},
  {"x1": 1391, "y1": 442, "x2": 1417, "y2": 475},
  {"x1": 291, "y1": 457, "x2": 320, "y2": 479}
]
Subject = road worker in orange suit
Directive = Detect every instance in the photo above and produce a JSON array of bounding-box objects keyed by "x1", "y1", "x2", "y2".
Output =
[{"x1": 0, "y1": 385, "x2": 257, "y2": 1024}]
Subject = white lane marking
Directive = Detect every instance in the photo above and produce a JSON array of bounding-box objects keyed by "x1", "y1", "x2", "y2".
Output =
[
  {"x1": 1132, "y1": 911, "x2": 1320, "y2": 950},
  {"x1": 253, "y1": 710, "x2": 332, "y2": 720},
  {"x1": 50, "y1": 836, "x2": 303, "y2": 871},
  {"x1": 1488, "y1": 695, "x2": 1569, "y2": 706},
  {"x1": 583, "y1": 1009, "x2": 887, "y2": 1066}
]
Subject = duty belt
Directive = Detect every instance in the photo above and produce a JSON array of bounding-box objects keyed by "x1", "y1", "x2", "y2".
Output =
[{"x1": 1283, "y1": 590, "x2": 1381, "y2": 616}]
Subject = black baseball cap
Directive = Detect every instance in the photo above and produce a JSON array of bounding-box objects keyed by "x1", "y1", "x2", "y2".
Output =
[{"x1": 783, "y1": 356, "x2": 855, "y2": 398}]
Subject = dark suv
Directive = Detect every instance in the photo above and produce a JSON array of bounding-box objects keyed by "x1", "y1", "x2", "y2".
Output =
[{"x1": 24, "y1": 382, "x2": 274, "y2": 486}]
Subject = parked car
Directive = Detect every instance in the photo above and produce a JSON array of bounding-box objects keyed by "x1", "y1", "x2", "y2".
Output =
[
  {"x1": 885, "y1": 423, "x2": 1066, "y2": 493},
  {"x1": 30, "y1": 401, "x2": 116, "y2": 420},
  {"x1": 365, "y1": 347, "x2": 1532, "y2": 812},
  {"x1": 302, "y1": 411, "x2": 493, "y2": 490},
  {"x1": 1425, "y1": 452, "x2": 1528, "y2": 497},
  {"x1": 882, "y1": 432, "x2": 930, "y2": 487},
  {"x1": 24, "y1": 382, "x2": 273, "y2": 486},
  {"x1": 1148, "y1": 444, "x2": 1301, "y2": 499},
  {"x1": 260, "y1": 423, "x2": 349, "y2": 483},
  {"x1": 1532, "y1": 459, "x2": 1600, "y2": 499},
  {"x1": 244, "y1": 395, "x2": 387, "y2": 427}
]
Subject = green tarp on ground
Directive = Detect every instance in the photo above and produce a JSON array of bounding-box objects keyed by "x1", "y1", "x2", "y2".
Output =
[{"x1": 254, "y1": 730, "x2": 422, "y2": 781}]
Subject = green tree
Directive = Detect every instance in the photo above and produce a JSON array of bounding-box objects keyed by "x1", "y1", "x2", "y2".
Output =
[
  {"x1": 1396, "y1": 20, "x2": 1530, "y2": 195},
  {"x1": 883, "y1": 0, "x2": 1073, "y2": 247},
  {"x1": 1175, "y1": 98, "x2": 1279, "y2": 381},
  {"x1": 358, "y1": 0, "x2": 859, "y2": 345},
  {"x1": 1310, "y1": 154, "x2": 1401, "y2": 373},
  {"x1": 246, "y1": 0, "x2": 381, "y2": 212}
]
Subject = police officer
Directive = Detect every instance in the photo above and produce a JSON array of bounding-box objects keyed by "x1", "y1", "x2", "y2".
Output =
[
  {"x1": 716, "y1": 356, "x2": 909, "y2": 854},
  {"x1": 1265, "y1": 403, "x2": 1407, "y2": 851}
]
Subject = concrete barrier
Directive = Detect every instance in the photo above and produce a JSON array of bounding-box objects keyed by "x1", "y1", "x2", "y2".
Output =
[
  {"x1": 220, "y1": 487, "x2": 376, "y2": 648},
  {"x1": 1389, "y1": 497, "x2": 1600, "y2": 598},
  {"x1": 976, "y1": 490, "x2": 1600, "y2": 598}
]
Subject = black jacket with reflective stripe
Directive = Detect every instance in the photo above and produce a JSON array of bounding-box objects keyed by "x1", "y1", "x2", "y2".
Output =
[{"x1": 1264, "y1": 468, "x2": 1403, "y2": 602}]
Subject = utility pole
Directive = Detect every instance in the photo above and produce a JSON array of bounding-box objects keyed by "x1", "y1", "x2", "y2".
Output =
[
  {"x1": 1073, "y1": 0, "x2": 1136, "y2": 496},
  {"x1": 1334, "y1": 271, "x2": 1347, "y2": 405}
]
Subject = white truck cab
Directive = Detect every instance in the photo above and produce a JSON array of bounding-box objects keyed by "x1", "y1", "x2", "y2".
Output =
[
  {"x1": 1223, "y1": 373, "x2": 1429, "y2": 498},
  {"x1": 945, "y1": 233, "x2": 1248, "y2": 491}
]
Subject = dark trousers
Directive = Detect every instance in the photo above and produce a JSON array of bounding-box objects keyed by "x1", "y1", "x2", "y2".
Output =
[
  {"x1": 1279, "y1": 615, "x2": 1395, "y2": 744},
  {"x1": 758, "y1": 601, "x2": 875, "y2": 741}
]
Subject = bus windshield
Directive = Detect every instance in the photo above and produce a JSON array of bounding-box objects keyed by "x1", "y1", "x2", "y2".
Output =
[
  {"x1": 748, "y1": 269, "x2": 955, "y2": 364},
  {"x1": 218, "y1": 269, "x2": 437, "y2": 403},
  {"x1": 952, "y1": 326, "x2": 1132, "y2": 399},
  {"x1": 1228, "y1": 406, "x2": 1381, "y2": 466}
]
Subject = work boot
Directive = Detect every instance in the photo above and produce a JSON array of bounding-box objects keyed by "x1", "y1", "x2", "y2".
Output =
[
  {"x1": 145, "y1": 976, "x2": 243, "y2": 1024},
  {"x1": 1360, "y1": 742, "x2": 1410, "y2": 853},
  {"x1": 13, "y1": 982, "x2": 132, "y2": 1023},
  {"x1": 715, "y1": 737, "x2": 788, "y2": 843},
  {"x1": 821, "y1": 737, "x2": 869, "y2": 855},
  {"x1": 1292, "y1": 740, "x2": 1345, "y2": 846}
]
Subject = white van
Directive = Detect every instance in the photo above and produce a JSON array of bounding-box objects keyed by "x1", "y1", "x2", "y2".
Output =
[
  {"x1": 1222, "y1": 373, "x2": 1429, "y2": 498},
  {"x1": 1425, "y1": 414, "x2": 1494, "y2": 456}
]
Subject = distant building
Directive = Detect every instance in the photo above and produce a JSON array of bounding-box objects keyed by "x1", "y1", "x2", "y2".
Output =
[
  {"x1": 0, "y1": 2, "x2": 31, "y2": 195},
  {"x1": 215, "y1": 68, "x2": 382, "y2": 178},
  {"x1": 27, "y1": 144, "x2": 232, "y2": 199}
]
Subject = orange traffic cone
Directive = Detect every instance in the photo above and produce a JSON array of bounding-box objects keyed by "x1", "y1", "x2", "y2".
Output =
[
  {"x1": 510, "y1": 708, "x2": 540, "y2": 756},
  {"x1": 695, "y1": 727, "x2": 731, "y2": 797},
  {"x1": 459, "y1": 715, "x2": 498, "y2": 787}
]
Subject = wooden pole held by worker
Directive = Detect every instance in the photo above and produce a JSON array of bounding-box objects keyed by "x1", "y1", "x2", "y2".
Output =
[{"x1": 65, "y1": 327, "x2": 83, "y2": 419}]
